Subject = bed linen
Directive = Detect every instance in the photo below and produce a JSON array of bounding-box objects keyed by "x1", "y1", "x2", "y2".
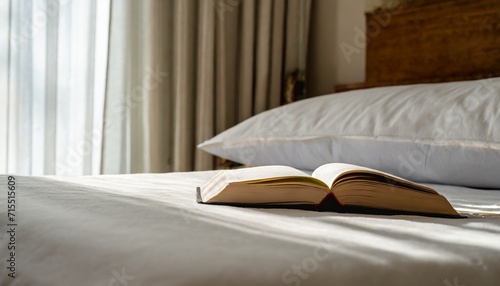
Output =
[{"x1": 1, "y1": 171, "x2": 500, "y2": 286}]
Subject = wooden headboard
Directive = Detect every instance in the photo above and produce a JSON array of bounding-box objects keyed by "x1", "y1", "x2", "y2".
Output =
[{"x1": 336, "y1": 0, "x2": 500, "y2": 92}]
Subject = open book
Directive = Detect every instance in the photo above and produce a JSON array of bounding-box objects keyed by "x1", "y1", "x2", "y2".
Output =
[{"x1": 197, "y1": 163, "x2": 461, "y2": 218}]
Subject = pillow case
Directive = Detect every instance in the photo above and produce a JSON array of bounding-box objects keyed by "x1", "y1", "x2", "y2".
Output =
[{"x1": 198, "y1": 78, "x2": 500, "y2": 188}]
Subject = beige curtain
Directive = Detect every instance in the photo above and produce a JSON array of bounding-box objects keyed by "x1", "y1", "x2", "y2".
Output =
[{"x1": 102, "y1": 0, "x2": 312, "y2": 173}]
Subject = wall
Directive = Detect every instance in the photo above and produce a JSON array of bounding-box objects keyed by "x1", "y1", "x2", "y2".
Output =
[{"x1": 307, "y1": 0, "x2": 369, "y2": 96}]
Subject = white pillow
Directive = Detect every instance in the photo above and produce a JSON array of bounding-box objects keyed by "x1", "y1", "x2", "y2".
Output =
[{"x1": 199, "y1": 78, "x2": 500, "y2": 188}]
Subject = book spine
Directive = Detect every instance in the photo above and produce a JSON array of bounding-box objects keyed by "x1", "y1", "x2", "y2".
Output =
[{"x1": 196, "y1": 187, "x2": 203, "y2": 203}]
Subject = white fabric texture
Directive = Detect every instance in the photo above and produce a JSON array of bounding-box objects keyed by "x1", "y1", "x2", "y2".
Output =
[
  {"x1": 1, "y1": 0, "x2": 110, "y2": 176},
  {"x1": 199, "y1": 78, "x2": 500, "y2": 188},
  {"x1": 0, "y1": 172, "x2": 499, "y2": 285}
]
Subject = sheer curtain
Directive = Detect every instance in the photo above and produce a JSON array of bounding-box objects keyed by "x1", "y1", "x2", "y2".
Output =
[{"x1": 1, "y1": 0, "x2": 110, "y2": 175}]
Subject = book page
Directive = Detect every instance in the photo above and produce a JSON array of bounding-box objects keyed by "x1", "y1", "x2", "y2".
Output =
[
  {"x1": 224, "y1": 166, "x2": 311, "y2": 183},
  {"x1": 312, "y1": 163, "x2": 437, "y2": 193},
  {"x1": 312, "y1": 163, "x2": 380, "y2": 187}
]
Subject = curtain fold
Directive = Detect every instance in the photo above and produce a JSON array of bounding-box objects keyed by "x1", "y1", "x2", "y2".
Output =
[
  {"x1": 173, "y1": 0, "x2": 197, "y2": 171},
  {"x1": 237, "y1": 0, "x2": 256, "y2": 123},
  {"x1": 102, "y1": 0, "x2": 313, "y2": 173},
  {"x1": 195, "y1": 0, "x2": 216, "y2": 170}
]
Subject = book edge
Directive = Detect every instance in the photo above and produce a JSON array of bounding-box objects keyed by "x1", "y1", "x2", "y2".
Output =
[{"x1": 196, "y1": 187, "x2": 203, "y2": 203}]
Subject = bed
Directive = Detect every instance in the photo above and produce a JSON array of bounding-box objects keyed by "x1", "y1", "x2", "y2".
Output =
[
  {"x1": 2, "y1": 0, "x2": 500, "y2": 285},
  {"x1": 1, "y1": 173, "x2": 500, "y2": 286}
]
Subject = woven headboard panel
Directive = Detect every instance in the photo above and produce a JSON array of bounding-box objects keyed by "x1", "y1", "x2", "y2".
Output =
[{"x1": 365, "y1": 0, "x2": 500, "y2": 87}]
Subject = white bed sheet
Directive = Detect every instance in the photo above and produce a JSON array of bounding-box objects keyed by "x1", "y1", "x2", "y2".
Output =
[{"x1": 1, "y1": 171, "x2": 500, "y2": 286}]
